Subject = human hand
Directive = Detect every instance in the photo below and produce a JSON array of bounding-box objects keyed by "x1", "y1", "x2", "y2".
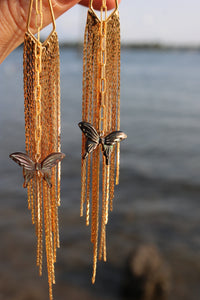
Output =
[{"x1": 0, "y1": 0, "x2": 120, "y2": 63}]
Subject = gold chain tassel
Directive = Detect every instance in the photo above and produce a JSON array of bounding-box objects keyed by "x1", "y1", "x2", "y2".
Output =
[
  {"x1": 9, "y1": 1, "x2": 65, "y2": 299},
  {"x1": 79, "y1": 0, "x2": 126, "y2": 284}
]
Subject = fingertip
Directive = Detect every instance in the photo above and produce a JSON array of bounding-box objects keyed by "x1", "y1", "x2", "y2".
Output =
[{"x1": 79, "y1": 0, "x2": 121, "y2": 11}]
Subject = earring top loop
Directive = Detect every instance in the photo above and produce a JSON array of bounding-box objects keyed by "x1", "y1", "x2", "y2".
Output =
[
  {"x1": 27, "y1": 0, "x2": 56, "y2": 36},
  {"x1": 89, "y1": 0, "x2": 119, "y2": 20}
]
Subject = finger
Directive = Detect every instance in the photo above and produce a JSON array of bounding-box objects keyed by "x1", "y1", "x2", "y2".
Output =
[
  {"x1": 79, "y1": 0, "x2": 121, "y2": 10},
  {"x1": 7, "y1": 0, "x2": 81, "y2": 35},
  {"x1": 0, "y1": 0, "x2": 80, "y2": 63}
]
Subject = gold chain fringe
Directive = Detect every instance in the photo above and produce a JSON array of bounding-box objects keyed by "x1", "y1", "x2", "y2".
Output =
[
  {"x1": 24, "y1": 1, "x2": 61, "y2": 299},
  {"x1": 81, "y1": 1, "x2": 121, "y2": 283}
]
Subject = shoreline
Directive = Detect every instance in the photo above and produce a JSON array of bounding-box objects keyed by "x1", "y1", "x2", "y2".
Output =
[{"x1": 17, "y1": 42, "x2": 200, "y2": 51}]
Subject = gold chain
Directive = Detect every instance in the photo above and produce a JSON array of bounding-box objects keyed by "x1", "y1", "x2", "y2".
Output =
[
  {"x1": 99, "y1": 1, "x2": 107, "y2": 135},
  {"x1": 34, "y1": 0, "x2": 43, "y2": 161},
  {"x1": 35, "y1": 0, "x2": 43, "y2": 40}
]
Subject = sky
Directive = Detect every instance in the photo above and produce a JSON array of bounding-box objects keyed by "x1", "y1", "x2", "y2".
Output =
[{"x1": 42, "y1": 0, "x2": 200, "y2": 45}]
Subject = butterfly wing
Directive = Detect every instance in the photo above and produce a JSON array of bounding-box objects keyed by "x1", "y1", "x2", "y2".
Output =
[
  {"x1": 78, "y1": 121, "x2": 100, "y2": 158},
  {"x1": 41, "y1": 152, "x2": 65, "y2": 188},
  {"x1": 9, "y1": 152, "x2": 35, "y2": 170},
  {"x1": 43, "y1": 169, "x2": 52, "y2": 188},
  {"x1": 41, "y1": 152, "x2": 65, "y2": 170},
  {"x1": 23, "y1": 169, "x2": 35, "y2": 188},
  {"x1": 9, "y1": 152, "x2": 35, "y2": 187},
  {"x1": 78, "y1": 122, "x2": 99, "y2": 142},
  {"x1": 83, "y1": 139, "x2": 99, "y2": 159},
  {"x1": 104, "y1": 131, "x2": 127, "y2": 146},
  {"x1": 103, "y1": 131, "x2": 127, "y2": 165}
]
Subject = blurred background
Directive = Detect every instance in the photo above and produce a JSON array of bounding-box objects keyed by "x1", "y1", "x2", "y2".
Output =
[{"x1": 0, "y1": 1, "x2": 200, "y2": 299}]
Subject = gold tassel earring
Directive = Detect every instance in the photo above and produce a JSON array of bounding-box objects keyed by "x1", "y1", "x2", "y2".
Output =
[
  {"x1": 79, "y1": 0, "x2": 127, "y2": 283},
  {"x1": 9, "y1": 1, "x2": 65, "y2": 299}
]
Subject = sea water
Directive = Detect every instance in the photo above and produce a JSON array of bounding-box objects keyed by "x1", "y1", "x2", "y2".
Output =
[{"x1": 0, "y1": 48, "x2": 200, "y2": 300}]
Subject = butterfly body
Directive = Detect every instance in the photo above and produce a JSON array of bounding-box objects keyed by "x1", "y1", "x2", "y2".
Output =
[
  {"x1": 99, "y1": 136, "x2": 105, "y2": 145},
  {"x1": 10, "y1": 152, "x2": 65, "y2": 188},
  {"x1": 78, "y1": 121, "x2": 127, "y2": 165},
  {"x1": 35, "y1": 162, "x2": 41, "y2": 171}
]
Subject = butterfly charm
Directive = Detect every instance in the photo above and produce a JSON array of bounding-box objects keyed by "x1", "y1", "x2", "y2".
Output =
[
  {"x1": 9, "y1": 152, "x2": 65, "y2": 188},
  {"x1": 78, "y1": 121, "x2": 127, "y2": 165}
]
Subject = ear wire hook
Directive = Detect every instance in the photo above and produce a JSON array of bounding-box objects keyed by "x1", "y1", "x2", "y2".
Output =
[
  {"x1": 48, "y1": 0, "x2": 56, "y2": 31},
  {"x1": 89, "y1": 0, "x2": 119, "y2": 21},
  {"x1": 26, "y1": 0, "x2": 34, "y2": 32},
  {"x1": 26, "y1": 0, "x2": 56, "y2": 37}
]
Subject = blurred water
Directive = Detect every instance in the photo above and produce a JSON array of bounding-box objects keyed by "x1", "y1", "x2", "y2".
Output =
[
  {"x1": 2, "y1": 49, "x2": 200, "y2": 182},
  {"x1": 0, "y1": 48, "x2": 200, "y2": 300}
]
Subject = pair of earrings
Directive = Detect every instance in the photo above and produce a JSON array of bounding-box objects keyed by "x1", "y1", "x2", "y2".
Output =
[{"x1": 9, "y1": 1, "x2": 127, "y2": 299}]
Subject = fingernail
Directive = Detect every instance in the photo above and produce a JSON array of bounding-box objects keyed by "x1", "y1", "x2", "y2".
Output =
[
  {"x1": 55, "y1": 0, "x2": 79, "y2": 8},
  {"x1": 56, "y1": 0, "x2": 71, "y2": 5}
]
